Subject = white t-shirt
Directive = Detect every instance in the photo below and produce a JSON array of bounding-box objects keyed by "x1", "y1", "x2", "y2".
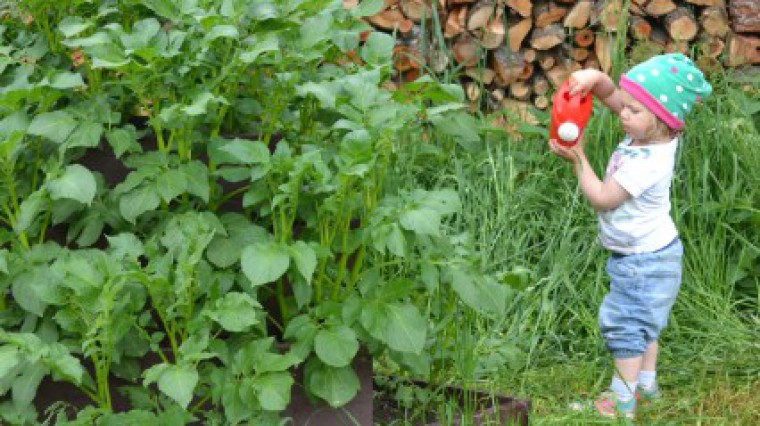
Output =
[{"x1": 598, "y1": 136, "x2": 678, "y2": 254}]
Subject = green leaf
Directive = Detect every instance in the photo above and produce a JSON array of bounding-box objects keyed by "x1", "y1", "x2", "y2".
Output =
[
  {"x1": 296, "y1": 81, "x2": 336, "y2": 109},
  {"x1": 433, "y1": 111, "x2": 482, "y2": 152},
  {"x1": 205, "y1": 292, "x2": 260, "y2": 332},
  {"x1": 87, "y1": 43, "x2": 130, "y2": 68},
  {"x1": 12, "y1": 362, "x2": 48, "y2": 408},
  {"x1": 0, "y1": 111, "x2": 30, "y2": 141},
  {"x1": 350, "y1": 0, "x2": 384, "y2": 17},
  {"x1": 300, "y1": 14, "x2": 333, "y2": 49},
  {"x1": 451, "y1": 268, "x2": 507, "y2": 317},
  {"x1": 217, "y1": 139, "x2": 270, "y2": 164},
  {"x1": 140, "y1": 0, "x2": 182, "y2": 22},
  {"x1": 120, "y1": 185, "x2": 161, "y2": 223},
  {"x1": 385, "y1": 303, "x2": 426, "y2": 354},
  {"x1": 315, "y1": 325, "x2": 358, "y2": 368},
  {"x1": 156, "y1": 169, "x2": 188, "y2": 202},
  {"x1": 66, "y1": 121, "x2": 103, "y2": 149},
  {"x1": 106, "y1": 126, "x2": 141, "y2": 158},
  {"x1": 182, "y1": 92, "x2": 226, "y2": 116},
  {"x1": 14, "y1": 190, "x2": 47, "y2": 233},
  {"x1": 49, "y1": 71, "x2": 85, "y2": 89},
  {"x1": 0, "y1": 249, "x2": 8, "y2": 274},
  {"x1": 360, "y1": 302, "x2": 389, "y2": 343},
  {"x1": 361, "y1": 32, "x2": 394, "y2": 66},
  {"x1": 121, "y1": 18, "x2": 160, "y2": 50},
  {"x1": 157, "y1": 364, "x2": 198, "y2": 409},
  {"x1": 180, "y1": 161, "x2": 210, "y2": 203},
  {"x1": 58, "y1": 17, "x2": 92, "y2": 38},
  {"x1": 289, "y1": 241, "x2": 316, "y2": 284},
  {"x1": 253, "y1": 372, "x2": 293, "y2": 411},
  {"x1": 47, "y1": 165, "x2": 97, "y2": 205},
  {"x1": 240, "y1": 242, "x2": 290, "y2": 286},
  {"x1": 27, "y1": 111, "x2": 77, "y2": 144},
  {"x1": 0, "y1": 346, "x2": 21, "y2": 379},
  {"x1": 331, "y1": 30, "x2": 360, "y2": 52},
  {"x1": 307, "y1": 362, "x2": 359, "y2": 408},
  {"x1": 205, "y1": 25, "x2": 239, "y2": 41},
  {"x1": 371, "y1": 224, "x2": 406, "y2": 257},
  {"x1": 239, "y1": 35, "x2": 279, "y2": 64},
  {"x1": 400, "y1": 209, "x2": 440, "y2": 236},
  {"x1": 47, "y1": 345, "x2": 84, "y2": 386}
]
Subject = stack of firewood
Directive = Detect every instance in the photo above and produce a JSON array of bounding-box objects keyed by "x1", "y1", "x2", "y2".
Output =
[{"x1": 344, "y1": 0, "x2": 760, "y2": 114}]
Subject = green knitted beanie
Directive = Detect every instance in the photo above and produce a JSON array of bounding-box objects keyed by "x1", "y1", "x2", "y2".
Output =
[{"x1": 619, "y1": 53, "x2": 712, "y2": 130}]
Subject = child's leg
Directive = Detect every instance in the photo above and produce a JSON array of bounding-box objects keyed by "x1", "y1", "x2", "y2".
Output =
[
  {"x1": 637, "y1": 341, "x2": 661, "y2": 401},
  {"x1": 615, "y1": 356, "x2": 643, "y2": 383},
  {"x1": 610, "y1": 356, "x2": 642, "y2": 401},
  {"x1": 641, "y1": 340, "x2": 658, "y2": 371},
  {"x1": 639, "y1": 341, "x2": 658, "y2": 389}
]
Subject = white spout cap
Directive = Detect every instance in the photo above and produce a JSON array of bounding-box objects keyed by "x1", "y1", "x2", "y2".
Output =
[{"x1": 557, "y1": 122, "x2": 580, "y2": 142}]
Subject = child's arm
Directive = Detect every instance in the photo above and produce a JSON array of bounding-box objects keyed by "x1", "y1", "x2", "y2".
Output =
[
  {"x1": 568, "y1": 144, "x2": 630, "y2": 211},
  {"x1": 549, "y1": 136, "x2": 630, "y2": 212},
  {"x1": 568, "y1": 69, "x2": 625, "y2": 116}
]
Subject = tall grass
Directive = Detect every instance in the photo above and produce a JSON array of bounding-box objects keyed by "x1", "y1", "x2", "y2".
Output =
[{"x1": 393, "y1": 67, "x2": 760, "y2": 423}]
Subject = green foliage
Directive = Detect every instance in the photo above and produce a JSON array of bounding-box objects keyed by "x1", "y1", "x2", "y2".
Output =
[{"x1": 0, "y1": 0, "x2": 513, "y2": 423}]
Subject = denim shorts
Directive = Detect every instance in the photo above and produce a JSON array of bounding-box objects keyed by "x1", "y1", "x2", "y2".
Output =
[{"x1": 599, "y1": 238, "x2": 683, "y2": 358}]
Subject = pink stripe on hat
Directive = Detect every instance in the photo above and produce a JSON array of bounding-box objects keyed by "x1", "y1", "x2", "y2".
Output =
[{"x1": 620, "y1": 75, "x2": 684, "y2": 130}]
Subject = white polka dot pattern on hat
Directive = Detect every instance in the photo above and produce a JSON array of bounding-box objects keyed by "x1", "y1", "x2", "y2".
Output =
[{"x1": 623, "y1": 53, "x2": 713, "y2": 128}]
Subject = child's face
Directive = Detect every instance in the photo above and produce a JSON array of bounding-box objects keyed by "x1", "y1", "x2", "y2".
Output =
[{"x1": 619, "y1": 90, "x2": 669, "y2": 142}]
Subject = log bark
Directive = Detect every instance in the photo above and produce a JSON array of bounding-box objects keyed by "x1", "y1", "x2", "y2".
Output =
[
  {"x1": 729, "y1": 0, "x2": 760, "y2": 33},
  {"x1": 509, "y1": 81, "x2": 533, "y2": 100},
  {"x1": 507, "y1": 18, "x2": 533, "y2": 51},
  {"x1": 491, "y1": 47, "x2": 525, "y2": 85},
  {"x1": 685, "y1": 0, "x2": 724, "y2": 5},
  {"x1": 695, "y1": 34, "x2": 726, "y2": 58},
  {"x1": 573, "y1": 28, "x2": 595, "y2": 47},
  {"x1": 545, "y1": 62, "x2": 571, "y2": 87},
  {"x1": 444, "y1": 6, "x2": 467, "y2": 38},
  {"x1": 530, "y1": 24, "x2": 565, "y2": 49},
  {"x1": 665, "y1": 7, "x2": 699, "y2": 41},
  {"x1": 563, "y1": 0, "x2": 593, "y2": 29},
  {"x1": 467, "y1": 1, "x2": 496, "y2": 30},
  {"x1": 534, "y1": 94, "x2": 550, "y2": 109},
  {"x1": 726, "y1": 33, "x2": 760, "y2": 66},
  {"x1": 645, "y1": 0, "x2": 677, "y2": 16},
  {"x1": 465, "y1": 66, "x2": 496, "y2": 84},
  {"x1": 630, "y1": 15, "x2": 654, "y2": 40},
  {"x1": 699, "y1": 6, "x2": 730, "y2": 38},
  {"x1": 480, "y1": 17, "x2": 506, "y2": 49},
  {"x1": 400, "y1": 0, "x2": 435, "y2": 22},
  {"x1": 359, "y1": 0, "x2": 760, "y2": 120},
  {"x1": 594, "y1": 0, "x2": 624, "y2": 32},
  {"x1": 533, "y1": 0, "x2": 569, "y2": 28},
  {"x1": 506, "y1": 0, "x2": 534, "y2": 17},
  {"x1": 532, "y1": 74, "x2": 550, "y2": 95},
  {"x1": 452, "y1": 32, "x2": 482, "y2": 65},
  {"x1": 595, "y1": 32, "x2": 613, "y2": 73}
]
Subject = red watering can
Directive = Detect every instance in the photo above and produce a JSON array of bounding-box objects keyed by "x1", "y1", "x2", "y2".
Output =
[{"x1": 549, "y1": 79, "x2": 593, "y2": 147}]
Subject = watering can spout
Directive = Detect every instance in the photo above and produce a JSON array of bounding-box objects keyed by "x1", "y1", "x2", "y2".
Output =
[{"x1": 549, "y1": 79, "x2": 593, "y2": 147}]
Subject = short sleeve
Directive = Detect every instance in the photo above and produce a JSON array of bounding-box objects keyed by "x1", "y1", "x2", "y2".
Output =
[{"x1": 611, "y1": 156, "x2": 670, "y2": 198}]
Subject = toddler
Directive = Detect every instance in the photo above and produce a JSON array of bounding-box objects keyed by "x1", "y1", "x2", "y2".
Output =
[{"x1": 549, "y1": 53, "x2": 712, "y2": 418}]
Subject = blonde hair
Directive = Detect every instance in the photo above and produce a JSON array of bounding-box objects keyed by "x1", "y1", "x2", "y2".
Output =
[{"x1": 647, "y1": 112, "x2": 680, "y2": 141}]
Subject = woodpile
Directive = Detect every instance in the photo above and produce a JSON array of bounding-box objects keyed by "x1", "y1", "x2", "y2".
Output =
[{"x1": 345, "y1": 0, "x2": 760, "y2": 119}]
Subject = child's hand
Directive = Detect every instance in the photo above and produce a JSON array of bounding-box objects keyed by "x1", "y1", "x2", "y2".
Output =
[
  {"x1": 568, "y1": 70, "x2": 601, "y2": 97},
  {"x1": 549, "y1": 133, "x2": 586, "y2": 164}
]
